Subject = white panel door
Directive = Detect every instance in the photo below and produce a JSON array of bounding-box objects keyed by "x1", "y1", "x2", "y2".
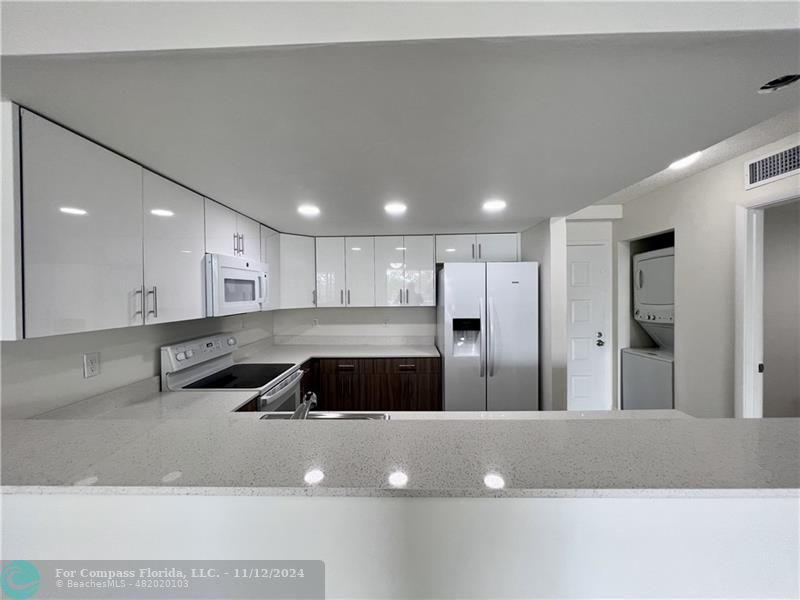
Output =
[
  {"x1": 143, "y1": 171, "x2": 206, "y2": 325},
  {"x1": 566, "y1": 243, "x2": 612, "y2": 410},
  {"x1": 435, "y1": 234, "x2": 476, "y2": 262},
  {"x1": 236, "y1": 214, "x2": 261, "y2": 262},
  {"x1": 260, "y1": 225, "x2": 279, "y2": 310},
  {"x1": 21, "y1": 110, "x2": 144, "y2": 338},
  {"x1": 204, "y1": 199, "x2": 238, "y2": 256},
  {"x1": 316, "y1": 237, "x2": 346, "y2": 307},
  {"x1": 486, "y1": 262, "x2": 539, "y2": 410},
  {"x1": 374, "y1": 236, "x2": 405, "y2": 306},
  {"x1": 476, "y1": 233, "x2": 518, "y2": 262},
  {"x1": 345, "y1": 237, "x2": 375, "y2": 307},
  {"x1": 403, "y1": 235, "x2": 435, "y2": 306},
  {"x1": 279, "y1": 234, "x2": 316, "y2": 309}
]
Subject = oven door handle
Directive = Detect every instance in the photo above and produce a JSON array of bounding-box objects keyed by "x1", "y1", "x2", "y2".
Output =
[{"x1": 258, "y1": 369, "x2": 304, "y2": 409}]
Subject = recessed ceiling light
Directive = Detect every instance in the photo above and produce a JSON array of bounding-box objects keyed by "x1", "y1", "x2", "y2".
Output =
[
  {"x1": 351, "y1": 247, "x2": 362, "y2": 251},
  {"x1": 150, "y1": 208, "x2": 174, "y2": 217},
  {"x1": 445, "y1": 248, "x2": 456, "y2": 253},
  {"x1": 298, "y1": 204, "x2": 320, "y2": 217},
  {"x1": 668, "y1": 151, "x2": 702, "y2": 170},
  {"x1": 304, "y1": 468, "x2": 324, "y2": 485},
  {"x1": 395, "y1": 247, "x2": 406, "y2": 251},
  {"x1": 384, "y1": 201, "x2": 407, "y2": 216},
  {"x1": 482, "y1": 198, "x2": 507, "y2": 213},
  {"x1": 758, "y1": 74, "x2": 800, "y2": 94},
  {"x1": 388, "y1": 470, "x2": 409, "y2": 488},
  {"x1": 59, "y1": 207, "x2": 87, "y2": 216},
  {"x1": 483, "y1": 472, "x2": 505, "y2": 490}
]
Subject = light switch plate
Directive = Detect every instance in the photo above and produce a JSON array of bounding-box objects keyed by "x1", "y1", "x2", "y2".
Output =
[{"x1": 83, "y1": 352, "x2": 100, "y2": 378}]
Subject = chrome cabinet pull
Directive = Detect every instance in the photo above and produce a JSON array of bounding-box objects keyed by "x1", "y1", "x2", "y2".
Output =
[
  {"x1": 147, "y1": 286, "x2": 159, "y2": 318},
  {"x1": 133, "y1": 287, "x2": 144, "y2": 319},
  {"x1": 478, "y1": 243, "x2": 482, "y2": 259},
  {"x1": 399, "y1": 288, "x2": 403, "y2": 304},
  {"x1": 340, "y1": 289, "x2": 344, "y2": 305},
  {"x1": 405, "y1": 289, "x2": 409, "y2": 304},
  {"x1": 347, "y1": 289, "x2": 351, "y2": 305},
  {"x1": 240, "y1": 233, "x2": 245, "y2": 256},
  {"x1": 472, "y1": 243, "x2": 475, "y2": 260},
  {"x1": 233, "y1": 232, "x2": 239, "y2": 255},
  {"x1": 312, "y1": 290, "x2": 317, "y2": 306}
]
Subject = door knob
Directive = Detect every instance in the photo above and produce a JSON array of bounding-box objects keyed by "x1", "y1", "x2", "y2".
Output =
[{"x1": 596, "y1": 339, "x2": 605, "y2": 347}]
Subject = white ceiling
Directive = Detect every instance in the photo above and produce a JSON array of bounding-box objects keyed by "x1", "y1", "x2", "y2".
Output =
[{"x1": 3, "y1": 31, "x2": 799, "y2": 235}]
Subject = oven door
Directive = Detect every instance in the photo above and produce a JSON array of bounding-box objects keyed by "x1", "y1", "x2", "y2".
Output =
[
  {"x1": 206, "y1": 254, "x2": 268, "y2": 317},
  {"x1": 258, "y1": 369, "x2": 304, "y2": 412}
]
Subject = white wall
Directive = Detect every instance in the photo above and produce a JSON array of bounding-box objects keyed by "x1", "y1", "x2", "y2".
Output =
[
  {"x1": 763, "y1": 200, "x2": 800, "y2": 417},
  {"x1": 272, "y1": 307, "x2": 435, "y2": 346},
  {"x1": 0, "y1": 312, "x2": 273, "y2": 419},
  {"x1": 521, "y1": 218, "x2": 567, "y2": 410},
  {"x1": 614, "y1": 133, "x2": 800, "y2": 417},
  {"x1": 3, "y1": 494, "x2": 797, "y2": 599}
]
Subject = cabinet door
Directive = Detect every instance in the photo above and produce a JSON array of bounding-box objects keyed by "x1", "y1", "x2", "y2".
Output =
[
  {"x1": 21, "y1": 110, "x2": 144, "y2": 338},
  {"x1": 260, "y1": 225, "x2": 279, "y2": 310},
  {"x1": 204, "y1": 199, "x2": 238, "y2": 256},
  {"x1": 374, "y1": 236, "x2": 405, "y2": 306},
  {"x1": 143, "y1": 171, "x2": 206, "y2": 325},
  {"x1": 279, "y1": 234, "x2": 316, "y2": 308},
  {"x1": 476, "y1": 233, "x2": 518, "y2": 261},
  {"x1": 315, "y1": 237, "x2": 346, "y2": 307},
  {"x1": 345, "y1": 237, "x2": 375, "y2": 307},
  {"x1": 435, "y1": 234, "x2": 476, "y2": 262},
  {"x1": 403, "y1": 236, "x2": 435, "y2": 306},
  {"x1": 236, "y1": 214, "x2": 261, "y2": 262}
]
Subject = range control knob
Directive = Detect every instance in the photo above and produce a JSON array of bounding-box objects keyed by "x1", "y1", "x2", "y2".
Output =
[
  {"x1": 185, "y1": 350, "x2": 194, "y2": 358},
  {"x1": 227, "y1": 337, "x2": 236, "y2": 346}
]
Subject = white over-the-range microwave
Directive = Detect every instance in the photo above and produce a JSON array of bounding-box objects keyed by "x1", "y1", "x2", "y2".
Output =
[{"x1": 205, "y1": 253, "x2": 268, "y2": 317}]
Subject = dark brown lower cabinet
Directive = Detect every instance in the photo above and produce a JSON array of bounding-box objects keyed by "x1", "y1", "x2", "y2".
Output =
[{"x1": 314, "y1": 357, "x2": 441, "y2": 411}]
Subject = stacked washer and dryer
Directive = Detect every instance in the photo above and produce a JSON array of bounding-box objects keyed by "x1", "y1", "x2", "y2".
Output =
[{"x1": 622, "y1": 247, "x2": 675, "y2": 410}]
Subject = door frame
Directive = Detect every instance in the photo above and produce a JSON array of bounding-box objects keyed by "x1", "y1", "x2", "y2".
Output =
[
  {"x1": 566, "y1": 241, "x2": 613, "y2": 410},
  {"x1": 735, "y1": 194, "x2": 799, "y2": 418}
]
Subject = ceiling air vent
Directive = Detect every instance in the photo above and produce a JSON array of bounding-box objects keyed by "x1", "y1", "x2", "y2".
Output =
[{"x1": 745, "y1": 144, "x2": 800, "y2": 190}]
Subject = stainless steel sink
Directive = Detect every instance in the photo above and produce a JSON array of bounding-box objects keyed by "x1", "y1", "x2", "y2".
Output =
[{"x1": 260, "y1": 411, "x2": 390, "y2": 420}]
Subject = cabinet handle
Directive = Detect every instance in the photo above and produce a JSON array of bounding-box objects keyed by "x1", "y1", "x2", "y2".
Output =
[
  {"x1": 347, "y1": 289, "x2": 351, "y2": 305},
  {"x1": 312, "y1": 290, "x2": 317, "y2": 306},
  {"x1": 405, "y1": 289, "x2": 409, "y2": 304},
  {"x1": 340, "y1": 289, "x2": 344, "y2": 305},
  {"x1": 478, "y1": 243, "x2": 482, "y2": 259},
  {"x1": 233, "y1": 233, "x2": 238, "y2": 255},
  {"x1": 240, "y1": 233, "x2": 245, "y2": 256},
  {"x1": 147, "y1": 286, "x2": 158, "y2": 318},
  {"x1": 399, "y1": 289, "x2": 403, "y2": 304},
  {"x1": 398, "y1": 364, "x2": 416, "y2": 371},
  {"x1": 337, "y1": 364, "x2": 355, "y2": 370},
  {"x1": 133, "y1": 287, "x2": 144, "y2": 319},
  {"x1": 472, "y1": 243, "x2": 475, "y2": 259}
]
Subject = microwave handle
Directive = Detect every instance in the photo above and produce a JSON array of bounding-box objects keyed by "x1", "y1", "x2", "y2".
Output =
[{"x1": 258, "y1": 273, "x2": 267, "y2": 304}]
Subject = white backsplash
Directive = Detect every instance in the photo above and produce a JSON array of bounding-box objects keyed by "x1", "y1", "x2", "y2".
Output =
[{"x1": 272, "y1": 307, "x2": 436, "y2": 346}]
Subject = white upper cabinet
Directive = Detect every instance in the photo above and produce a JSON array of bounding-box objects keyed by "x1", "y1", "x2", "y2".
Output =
[
  {"x1": 204, "y1": 198, "x2": 260, "y2": 259},
  {"x1": 21, "y1": 110, "x2": 144, "y2": 338},
  {"x1": 315, "y1": 237, "x2": 346, "y2": 307},
  {"x1": 476, "y1": 233, "x2": 518, "y2": 261},
  {"x1": 345, "y1": 237, "x2": 375, "y2": 307},
  {"x1": 237, "y1": 214, "x2": 261, "y2": 262},
  {"x1": 278, "y1": 234, "x2": 316, "y2": 309},
  {"x1": 435, "y1": 234, "x2": 477, "y2": 262},
  {"x1": 374, "y1": 236, "x2": 434, "y2": 306},
  {"x1": 260, "y1": 225, "x2": 279, "y2": 310},
  {"x1": 204, "y1": 199, "x2": 239, "y2": 257},
  {"x1": 143, "y1": 171, "x2": 206, "y2": 325},
  {"x1": 374, "y1": 236, "x2": 405, "y2": 307},
  {"x1": 404, "y1": 235, "x2": 435, "y2": 306},
  {"x1": 436, "y1": 233, "x2": 518, "y2": 262}
]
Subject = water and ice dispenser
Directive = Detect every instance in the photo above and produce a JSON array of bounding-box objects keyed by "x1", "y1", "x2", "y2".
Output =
[{"x1": 451, "y1": 318, "x2": 481, "y2": 357}]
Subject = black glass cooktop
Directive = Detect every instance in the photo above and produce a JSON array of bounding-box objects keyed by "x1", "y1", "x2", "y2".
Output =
[{"x1": 184, "y1": 363, "x2": 295, "y2": 390}]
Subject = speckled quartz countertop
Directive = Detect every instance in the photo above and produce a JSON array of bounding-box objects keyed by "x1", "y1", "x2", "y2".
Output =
[{"x1": 2, "y1": 342, "x2": 799, "y2": 498}]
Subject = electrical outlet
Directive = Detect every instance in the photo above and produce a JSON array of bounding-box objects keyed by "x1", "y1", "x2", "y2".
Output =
[
  {"x1": 83, "y1": 352, "x2": 100, "y2": 378},
  {"x1": 312, "y1": 318, "x2": 319, "y2": 327}
]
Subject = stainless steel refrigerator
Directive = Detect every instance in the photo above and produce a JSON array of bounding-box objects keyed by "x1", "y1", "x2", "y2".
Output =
[{"x1": 436, "y1": 262, "x2": 539, "y2": 411}]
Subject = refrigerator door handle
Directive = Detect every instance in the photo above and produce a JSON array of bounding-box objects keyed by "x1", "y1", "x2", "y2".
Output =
[
  {"x1": 488, "y1": 297, "x2": 496, "y2": 377},
  {"x1": 478, "y1": 298, "x2": 485, "y2": 378}
]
